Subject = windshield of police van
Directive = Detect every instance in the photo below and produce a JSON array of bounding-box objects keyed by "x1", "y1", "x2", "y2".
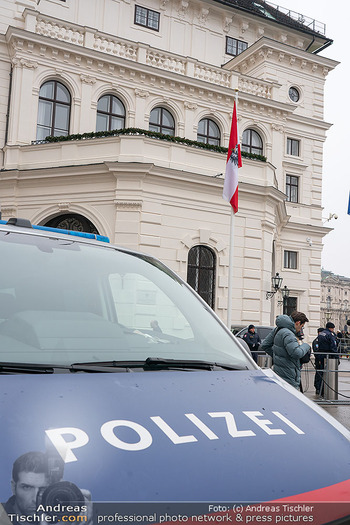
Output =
[{"x1": 0, "y1": 231, "x2": 251, "y2": 369}]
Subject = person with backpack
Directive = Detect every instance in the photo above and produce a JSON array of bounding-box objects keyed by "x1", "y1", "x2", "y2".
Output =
[
  {"x1": 261, "y1": 311, "x2": 311, "y2": 391},
  {"x1": 313, "y1": 327, "x2": 325, "y2": 396}
]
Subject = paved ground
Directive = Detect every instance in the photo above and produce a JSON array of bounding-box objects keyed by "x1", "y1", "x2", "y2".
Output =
[{"x1": 301, "y1": 358, "x2": 350, "y2": 430}]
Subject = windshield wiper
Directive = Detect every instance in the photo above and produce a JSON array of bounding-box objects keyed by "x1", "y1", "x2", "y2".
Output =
[
  {"x1": 144, "y1": 357, "x2": 247, "y2": 370},
  {"x1": 71, "y1": 358, "x2": 248, "y2": 371},
  {"x1": 0, "y1": 362, "x2": 58, "y2": 374},
  {"x1": 0, "y1": 362, "x2": 129, "y2": 374},
  {"x1": 0, "y1": 359, "x2": 247, "y2": 374}
]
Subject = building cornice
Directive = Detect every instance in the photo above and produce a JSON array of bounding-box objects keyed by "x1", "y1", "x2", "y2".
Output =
[
  {"x1": 4, "y1": 15, "x2": 280, "y2": 105},
  {"x1": 223, "y1": 37, "x2": 339, "y2": 77},
  {"x1": 283, "y1": 220, "x2": 332, "y2": 238},
  {"x1": 5, "y1": 27, "x2": 300, "y2": 120}
]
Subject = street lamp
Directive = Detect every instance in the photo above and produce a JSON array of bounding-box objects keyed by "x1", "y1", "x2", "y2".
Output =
[
  {"x1": 266, "y1": 272, "x2": 283, "y2": 300},
  {"x1": 277, "y1": 285, "x2": 290, "y2": 307}
]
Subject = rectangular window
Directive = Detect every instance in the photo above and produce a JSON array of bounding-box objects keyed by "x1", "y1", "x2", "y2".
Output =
[
  {"x1": 287, "y1": 138, "x2": 300, "y2": 156},
  {"x1": 226, "y1": 37, "x2": 248, "y2": 57},
  {"x1": 135, "y1": 5, "x2": 160, "y2": 31},
  {"x1": 286, "y1": 175, "x2": 299, "y2": 203},
  {"x1": 284, "y1": 250, "x2": 298, "y2": 270},
  {"x1": 283, "y1": 296, "x2": 297, "y2": 316}
]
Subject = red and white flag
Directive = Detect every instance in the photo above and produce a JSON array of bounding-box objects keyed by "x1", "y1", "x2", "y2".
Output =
[{"x1": 223, "y1": 101, "x2": 242, "y2": 213}]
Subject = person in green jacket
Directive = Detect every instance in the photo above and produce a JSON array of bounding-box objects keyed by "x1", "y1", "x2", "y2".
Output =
[{"x1": 261, "y1": 311, "x2": 311, "y2": 391}]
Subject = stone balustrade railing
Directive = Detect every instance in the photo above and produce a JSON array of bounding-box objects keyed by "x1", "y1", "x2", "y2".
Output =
[
  {"x1": 35, "y1": 16, "x2": 84, "y2": 46},
  {"x1": 25, "y1": 9, "x2": 273, "y2": 99}
]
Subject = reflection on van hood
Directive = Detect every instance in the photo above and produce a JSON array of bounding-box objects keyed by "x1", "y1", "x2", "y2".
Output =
[{"x1": 0, "y1": 370, "x2": 349, "y2": 504}]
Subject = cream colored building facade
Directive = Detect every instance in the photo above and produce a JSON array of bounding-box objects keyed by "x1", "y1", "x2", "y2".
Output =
[
  {"x1": 0, "y1": 0, "x2": 338, "y2": 337},
  {"x1": 321, "y1": 271, "x2": 350, "y2": 331}
]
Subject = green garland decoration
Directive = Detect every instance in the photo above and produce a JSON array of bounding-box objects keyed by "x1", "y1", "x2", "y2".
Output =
[{"x1": 40, "y1": 128, "x2": 266, "y2": 162}]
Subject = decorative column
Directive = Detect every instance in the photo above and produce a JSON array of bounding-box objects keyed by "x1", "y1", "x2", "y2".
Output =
[
  {"x1": 80, "y1": 75, "x2": 97, "y2": 133},
  {"x1": 8, "y1": 55, "x2": 38, "y2": 145}
]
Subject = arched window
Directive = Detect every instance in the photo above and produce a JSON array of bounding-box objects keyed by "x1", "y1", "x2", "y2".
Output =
[
  {"x1": 149, "y1": 107, "x2": 175, "y2": 135},
  {"x1": 44, "y1": 214, "x2": 98, "y2": 234},
  {"x1": 36, "y1": 80, "x2": 71, "y2": 140},
  {"x1": 96, "y1": 94, "x2": 126, "y2": 132},
  {"x1": 187, "y1": 245, "x2": 216, "y2": 309},
  {"x1": 197, "y1": 118, "x2": 220, "y2": 146},
  {"x1": 242, "y1": 129, "x2": 263, "y2": 155}
]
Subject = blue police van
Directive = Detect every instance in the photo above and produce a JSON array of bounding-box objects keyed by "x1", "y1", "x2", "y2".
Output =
[{"x1": 0, "y1": 218, "x2": 349, "y2": 525}]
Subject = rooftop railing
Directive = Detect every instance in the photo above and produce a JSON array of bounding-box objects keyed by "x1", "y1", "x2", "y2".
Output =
[{"x1": 265, "y1": 1, "x2": 326, "y2": 35}]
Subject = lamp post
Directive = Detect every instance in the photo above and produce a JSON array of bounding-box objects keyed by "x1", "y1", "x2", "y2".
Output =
[
  {"x1": 266, "y1": 272, "x2": 283, "y2": 300},
  {"x1": 277, "y1": 285, "x2": 290, "y2": 310}
]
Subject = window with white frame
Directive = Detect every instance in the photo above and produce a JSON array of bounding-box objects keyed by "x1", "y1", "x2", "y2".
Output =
[
  {"x1": 36, "y1": 80, "x2": 71, "y2": 141},
  {"x1": 284, "y1": 250, "x2": 298, "y2": 270},
  {"x1": 287, "y1": 137, "x2": 300, "y2": 156}
]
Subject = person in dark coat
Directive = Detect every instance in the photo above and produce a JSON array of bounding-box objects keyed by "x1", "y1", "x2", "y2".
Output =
[
  {"x1": 317, "y1": 322, "x2": 338, "y2": 359},
  {"x1": 261, "y1": 311, "x2": 310, "y2": 390},
  {"x1": 313, "y1": 327, "x2": 325, "y2": 396},
  {"x1": 242, "y1": 325, "x2": 261, "y2": 363},
  {"x1": 315, "y1": 322, "x2": 339, "y2": 397}
]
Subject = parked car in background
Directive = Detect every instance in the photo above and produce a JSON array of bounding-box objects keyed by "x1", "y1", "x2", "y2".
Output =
[
  {"x1": 235, "y1": 325, "x2": 274, "y2": 343},
  {"x1": 230, "y1": 325, "x2": 246, "y2": 335}
]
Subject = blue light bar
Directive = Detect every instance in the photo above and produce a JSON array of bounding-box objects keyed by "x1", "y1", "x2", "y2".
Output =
[{"x1": 0, "y1": 219, "x2": 110, "y2": 243}]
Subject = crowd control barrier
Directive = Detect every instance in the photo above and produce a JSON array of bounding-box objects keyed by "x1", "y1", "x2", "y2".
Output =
[{"x1": 257, "y1": 353, "x2": 273, "y2": 368}]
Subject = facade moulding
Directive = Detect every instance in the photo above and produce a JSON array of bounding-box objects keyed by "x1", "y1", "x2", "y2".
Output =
[
  {"x1": 283, "y1": 221, "x2": 332, "y2": 238},
  {"x1": 7, "y1": 18, "x2": 279, "y2": 102},
  {"x1": 287, "y1": 114, "x2": 332, "y2": 131},
  {"x1": 0, "y1": 205, "x2": 18, "y2": 218},
  {"x1": 239, "y1": 95, "x2": 293, "y2": 120},
  {"x1": 261, "y1": 219, "x2": 276, "y2": 233},
  {"x1": 6, "y1": 42, "x2": 299, "y2": 118},
  {"x1": 0, "y1": 162, "x2": 110, "y2": 179},
  {"x1": 30, "y1": 203, "x2": 111, "y2": 237},
  {"x1": 282, "y1": 160, "x2": 308, "y2": 172},
  {"x1": 114, "y1": 200, "x2": 143, "y2": 210},
  {"x1": 11, "y1": 56, "x2": 38, "y2": 69},
  {"x1": 180, "y1": 229, "x2": 226, "y2": 253},
  {"x1": 223, "y1": 37, "x2": 339, "y2": 77}
]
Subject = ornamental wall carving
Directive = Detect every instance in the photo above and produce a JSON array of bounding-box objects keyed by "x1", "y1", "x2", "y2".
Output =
[{"x1": 114, "y1": 200, "x2": 143, "y2": 210}]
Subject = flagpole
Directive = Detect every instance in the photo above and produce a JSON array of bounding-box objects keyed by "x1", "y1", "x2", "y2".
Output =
[
  {"x1": 226, "y1": 89, "x2": 239, "y2": 329},
  {"x1": 226, "y1": 207, "x2": 235, "y2": 327}
]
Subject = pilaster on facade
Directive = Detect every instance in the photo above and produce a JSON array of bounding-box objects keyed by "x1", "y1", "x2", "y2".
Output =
[{"x1": 0, "y1": 0, "x2": 337, "y2": 328}]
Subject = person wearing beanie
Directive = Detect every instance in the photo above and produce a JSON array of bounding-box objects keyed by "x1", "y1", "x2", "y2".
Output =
[
  {"x1": 316, "y1": 322, "x2": 338, "y2": 397},
  {"x1": 242, "y1": 325, "x2": 261, "y2": 363}
]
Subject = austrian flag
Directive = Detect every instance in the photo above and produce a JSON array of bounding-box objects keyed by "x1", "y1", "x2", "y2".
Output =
[{"x1": 223, "y1": 101, "x2": 242, "y2": 213}]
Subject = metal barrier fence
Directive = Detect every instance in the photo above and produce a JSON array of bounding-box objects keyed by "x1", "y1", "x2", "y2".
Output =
[
  {"x1": 302, "y1": 352, "x2": 349, "y2": 405},
  {"x1": 258, "y1": 351, "x2": 350, "y2": 405}
]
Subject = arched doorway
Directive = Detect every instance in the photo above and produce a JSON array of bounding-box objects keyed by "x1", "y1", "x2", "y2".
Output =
[{"x1": 44, "y1": 213, "x2": 99, "y2": 234}]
